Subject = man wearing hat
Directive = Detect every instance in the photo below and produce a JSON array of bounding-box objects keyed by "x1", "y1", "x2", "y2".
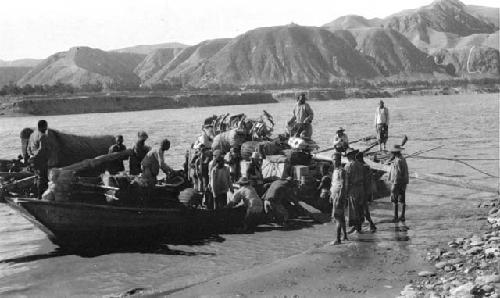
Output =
[
  {"x1": 344, "y1": 148, "x2": 364, "y2": 234},
  {"x1": 129, "y1": 130, "x2": 151, "y2": 175},
  {"x1": 333, "y1": 127, "x2": 349, "y2": 152},
  {"x1": 375, "y1": 100, "x2": 389, "y2": 151},
  {"x1": 246, "y1": 151, "x2": 264, "y2": 195},
  {"x1": 388, "y1": 145, "x2": 409, "y2": 222},
  {"x1": 228, "y1": 177, "x2": 264, "y2": 231},
  {"x1": 288, "y1": 93, "x2": 314, "y2": 138},
  {"x1": 209, "y1": 154, "x2": 234, "y2": 210},
  {"x1": 332, "y1": 127, "x2": 349, "y2": 164}
]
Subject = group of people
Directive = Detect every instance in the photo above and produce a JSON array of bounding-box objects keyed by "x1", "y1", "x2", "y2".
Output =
[
  {"x1": 329, "y1": 144, "x2": 409, "y2": 245},
  {"x1": 25, "y1": 121, "x2": 176, "y2": 199},
  {"x1": 24, "y1": 94, "x2": 407, "y2": 238}
]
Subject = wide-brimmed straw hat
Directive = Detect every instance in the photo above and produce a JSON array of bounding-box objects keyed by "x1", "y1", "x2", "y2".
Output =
[
  {"x1": 390, "y1": 145, "x2": 404, "y2": 152},
  {"x1": 337, "y1": 127, "x2": 345, "y2": 132},
  {"x1": 236, "y1": 177, "x2": 250, "y2": 185}
]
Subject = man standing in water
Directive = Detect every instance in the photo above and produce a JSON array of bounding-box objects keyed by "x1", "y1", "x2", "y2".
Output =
[
  {"x1": 356, "y1": 151, "x2": 377, "y2": 232},
  {"x1": 344, "y1": 148, "x2": 363, "y2": 234},
  {"x1": 288, "y1": 93, "x2": 314, "y2": 138},
  {"x1": 388, "y1": 145, "x2": 409, "y2": 222},
  {"x1": 375, "y1": 100, "x2": 389, "y2": 151},
  {"x1": 28, "y1": 120, "x2": 50, "y2": 199},
  {"x1": 330, "y1": 155, "x2": 348, "y2": 244}
]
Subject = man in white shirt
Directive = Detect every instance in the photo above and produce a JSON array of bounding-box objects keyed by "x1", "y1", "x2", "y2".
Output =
[{"x1": 374, "y1": 100, "x2": 389, "y2": 151}]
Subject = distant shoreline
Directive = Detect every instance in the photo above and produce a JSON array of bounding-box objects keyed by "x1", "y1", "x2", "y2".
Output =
[
  {"x1": 0, "y1": 84, "x2": 498, "y2": 116},
  {"x1": 0, "y1": 92, "x2": 277, "y2": 116}
]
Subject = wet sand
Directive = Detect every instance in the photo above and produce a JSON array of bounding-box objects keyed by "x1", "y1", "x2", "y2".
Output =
[
  {"x1": 0, "y1": 94, "x2": 498, "y2": 297},
  {"x1": 167, "y1": 183, "x2": 495, "y2": 297}
]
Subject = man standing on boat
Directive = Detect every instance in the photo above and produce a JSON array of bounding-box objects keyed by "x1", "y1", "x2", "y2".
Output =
[
  {"x1": 344, "y1": 148, "x2": 363, "y2": 234},
  {"x1": 288, "y1": 93, "x2": 314, "y2": 138},
  {"x1": 388, "y1": 145, "x2": 409, "y2": 222},
  {"x1": 140, "y1": 138, "x2": 173, "y2": 188},
  {"x1": 129, "y1": 131, "x2": 151, "y2": 175},
  {"x1": 375, "y1": 100, "x2": 389, "y2": 151},
  {"x1": 107, "y1": 135, "x2": 127, "y2": 175},
  {"x1": 28, "y1": 120, "x2": 50, "y2": 199},
  {"x1": 332, "y1": 127, "x2": 349, "y2": 164}
]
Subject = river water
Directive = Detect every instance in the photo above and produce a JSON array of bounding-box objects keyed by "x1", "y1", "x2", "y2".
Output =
[{"x1": 0, "y1": 94, "x2": 498, "y2": 297}]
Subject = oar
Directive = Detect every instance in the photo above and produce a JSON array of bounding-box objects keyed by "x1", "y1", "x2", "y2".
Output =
[
  {"x1": 405, "y1": 145, "x2": 444, "y2": 159},
  {"x1": 315, "y1": 135, "x2": 376, "y2": 154}
]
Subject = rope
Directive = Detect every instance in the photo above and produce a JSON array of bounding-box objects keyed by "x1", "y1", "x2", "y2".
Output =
[{"x1": 412, "y1": 156, "x2": 499, "y2": 178}]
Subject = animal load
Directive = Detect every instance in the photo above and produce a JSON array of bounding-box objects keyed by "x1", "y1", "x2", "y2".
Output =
[
  {"x1": 211, "y1": 129, "x2": 248, "y2": 153},
  {"x1": 20, "y1": 128, "x2": 115, "y2": 167}
]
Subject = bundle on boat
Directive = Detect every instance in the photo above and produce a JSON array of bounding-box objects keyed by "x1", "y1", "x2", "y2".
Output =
[
  {"x1": 211, "y1": 129, "x2": 248, "y2": 153},
  {"x1": 20, "y1": 128, "x2": 115, "y2": 167},
  {"x1": 41, "y1": 150, "x2": 133, "y2": 202}
]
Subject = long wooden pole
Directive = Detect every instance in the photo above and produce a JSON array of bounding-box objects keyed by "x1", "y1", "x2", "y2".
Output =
[{"x1": 411, "y1": 172, "x2": 499, "y2": 194}]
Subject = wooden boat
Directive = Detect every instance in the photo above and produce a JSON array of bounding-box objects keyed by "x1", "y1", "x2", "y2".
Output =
[{"x1": 4, "y1": 196, "x2": 246, "y2": 250}]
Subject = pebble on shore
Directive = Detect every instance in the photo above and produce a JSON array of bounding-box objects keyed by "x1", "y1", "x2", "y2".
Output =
[{"x1": 399, "y1": 198, "x2": 500, "y2": 298}]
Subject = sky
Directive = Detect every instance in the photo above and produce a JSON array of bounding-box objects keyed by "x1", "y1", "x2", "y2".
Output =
[{"x1": 0, "y1": 0, "x2": 498, "y2": 60}]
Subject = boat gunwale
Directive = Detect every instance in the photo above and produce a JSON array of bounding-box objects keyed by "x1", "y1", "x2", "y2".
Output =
[{"x1": 4, "y1": 197, "x2": 188, "y2": 214}]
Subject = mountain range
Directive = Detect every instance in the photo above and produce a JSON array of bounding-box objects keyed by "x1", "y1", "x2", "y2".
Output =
[{"x1": 1, "y1": 0, "x2": 498, "y2": 90}]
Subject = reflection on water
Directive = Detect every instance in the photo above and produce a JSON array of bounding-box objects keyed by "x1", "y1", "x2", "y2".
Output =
[{"x1": 0, "y1": 94, "x2": 498, "y2": 296}]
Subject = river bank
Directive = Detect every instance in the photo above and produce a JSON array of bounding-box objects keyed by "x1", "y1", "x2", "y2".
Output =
[
  {"x1": 154, "y1": 184, "x2": 497, "y2": 297},
  {"x1": 0, "y1": 92, "x2": 276, "y2": 116},
  {"x1": 1, "y1": 83, "x2": 498, "y2": 116}
]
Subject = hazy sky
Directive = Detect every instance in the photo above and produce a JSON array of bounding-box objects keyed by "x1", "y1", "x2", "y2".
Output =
[{"x1": 1, "y1": 0, "x2": 498, "y2": 60}]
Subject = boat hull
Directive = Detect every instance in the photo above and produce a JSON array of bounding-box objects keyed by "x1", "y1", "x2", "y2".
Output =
[{"x1": 5, "y1": 197, "x2": 245, "y2": 250}]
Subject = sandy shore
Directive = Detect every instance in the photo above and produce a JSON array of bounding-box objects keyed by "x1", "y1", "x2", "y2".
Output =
[{"x1": 159, "y1": 181, "x2": 495, "y2": 297}]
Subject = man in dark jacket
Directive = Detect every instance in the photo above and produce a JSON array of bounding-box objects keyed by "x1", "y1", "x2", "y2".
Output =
[
  {"x1": 108, "y1": 135, "x2": 127, "y2": 174},
  {"x1": 388, "y1": 145, "x2": 409, "y2": 222},
  {"x1": 356, "y1": 151, "x2": 377, "y2": 232},
  {"x1": 28, "y1": 120, "x2": 49, "y2": 199},
  {"x1": 262, "y1": 177, "x2": 299, "y2": 225},
  {"x1": 129, "y1": 131, "x2": 151, "y2": 175}
]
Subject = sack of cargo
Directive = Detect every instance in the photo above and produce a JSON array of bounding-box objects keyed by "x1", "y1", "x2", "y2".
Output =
[
  {"x1": 211, "y1": 129, "x2": 247, "y2": 153},
  {"x1": 48, "y1": 168, "x2": 74, "y2": 201},
  {"x1": 178, "y1": 188, "x2": 203, "y2": 207},
  {"x1": 287, "y1": 149, "x2": 311, "y2": 166},
  {"x1": 240, "y1": 140, "x2": 283, "y2": 160}
]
